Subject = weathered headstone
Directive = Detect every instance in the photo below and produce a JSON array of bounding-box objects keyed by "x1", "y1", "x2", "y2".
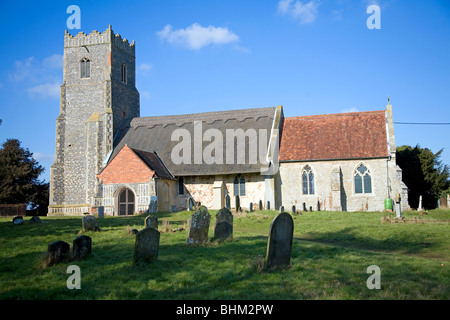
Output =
[
  {"x1": 235, "y1": 195, "x2": 241, "y2": 211},
  {"x1": 302, "y1": 203, "x2": 307, "y2": 212},
  {"x1": 82, "y1": 214, "x2": 100, "y2": 231},
  {"x1": 279, "y1": 206, "x2": 285, "y2": 213},
  {"x1": 133, "y1": 227, "x2": 160, "y2": 264},
  {"x1": 145, "y1": 214, "x2": 158, "y2": 230},
  {"x1": 317, "y1": 201, "x2": 321, "y2": 211},
  {"x1": 12, "y1": 216, "x2": 24, "y2": 225},
  {"x1": 186, "y1": 206, "x2": 211, "y2": 245},
  {"x1": 225, "y1": 194, "x2": 231, "y2": 210},
  {"x1": 149, "y1": 196, "x2": 158, "y2": 214},
  {"x1": 46, "y1": 240, "x2": 70, "y2": 266},
  {"x1": 291, "y1": 205, "x2": 296, "y2": 215},
  {"x1": 259, "y1": 200, "x2": 263, "y2": 211},
  {"x1": 266, "y1": 201, "x2": 270, "y2": 210},
  {"x1": 187, "y1": 198, "x2": 194, "y2": 211},
  {"x1": 214, "y1": 207, "x2": 233, "y2": 241},
  {"x1": 98, "y1": 206, "x2": 104, "y2": 219},
  {"x1": 29, "y1": 216, "x2": 41, "y2": 224},
  {"x1": 265, "y1": 212, "x2": 294, "y2": 269},
  {"x1": 249, "y1": 202, "x2": 253, "y2": 212},
  {"x1": 72, "y1": 235, "x2": 92, "y2": 260}
]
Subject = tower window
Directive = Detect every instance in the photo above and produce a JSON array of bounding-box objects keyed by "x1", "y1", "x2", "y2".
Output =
[
  {"x1": 80, "y1": 58, "x2": 90, "y2": 78},
  {"x1": 121, "y1": 63, "x2": 127, "y2": 83}
]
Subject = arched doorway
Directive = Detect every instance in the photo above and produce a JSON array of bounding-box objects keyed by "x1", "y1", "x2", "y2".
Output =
[{"x1": 119, "y1": 188, "x2": 135, "y2": 216}]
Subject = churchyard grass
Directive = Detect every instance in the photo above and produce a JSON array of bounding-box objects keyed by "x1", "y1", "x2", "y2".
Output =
[{"x1": 0, "y1": 209, "x2": 449, "y2": 300}]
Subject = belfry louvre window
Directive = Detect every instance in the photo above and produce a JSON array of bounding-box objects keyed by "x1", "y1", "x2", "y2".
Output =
[
  {"x1": 354, "y1": 164, "x2": 372, "y2": 194},
  {"x1": 302, "y1": 166, "x2": 315, "y2": 195},
  {"x1": 234, "y1": 176, "x2": 246, "y2": 197},
  {"x1": 80, "y1": 58, "x2": 90, "y2": 78},
  {"x1": 121, "y1": 63, "x2": 127, "y2": 83}
]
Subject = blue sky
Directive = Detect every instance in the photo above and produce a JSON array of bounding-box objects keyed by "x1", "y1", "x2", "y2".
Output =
[{"x1": 0, "y1": 0, "x2": 449, "y2": 183}]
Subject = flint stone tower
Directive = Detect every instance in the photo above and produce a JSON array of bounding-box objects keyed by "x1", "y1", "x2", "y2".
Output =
[{"x1": 49, "y1": 26, "x2": 140, "y2": 215}]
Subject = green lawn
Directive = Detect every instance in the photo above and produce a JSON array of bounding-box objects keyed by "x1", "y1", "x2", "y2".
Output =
[{"x1": 0, "y1": 209, "x2": 449, "y2": 300}]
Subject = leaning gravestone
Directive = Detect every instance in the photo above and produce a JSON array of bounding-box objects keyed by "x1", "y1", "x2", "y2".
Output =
[
  {"x1": 265, "y1": 212, "x2": 294, "y2": 269},
  {"x1": 144, "y1": 214, "x2": 158, "y2": 230},
  {"x1": 72, "y1": 235, "x2": 92, "y2": 260},
  {"x1": 133, "y1": 227, "x2": 160, "y2": 264},
  {"x1": 46, "y1": 240, "x2": 70, "y2": 267},
  {"x1": 186, "y1": 206, "x2": 211, "y2": 245},
  {"x1": 82, "y1": 214, "x2": 100, "y2": 232},
  {"x1": 214, "y1": 207, "x2": 233, "y2": 241}
]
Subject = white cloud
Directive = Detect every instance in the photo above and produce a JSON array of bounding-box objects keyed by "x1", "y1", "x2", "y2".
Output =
[
  {"x1": 341, "y1": 107, "x2": 360, "y2": 113},
  {"x1": 43, "y1": 54, "x2": 64, "y2": 69},
  {"x1": 140, "y1": 90, "x2": 151, "y2": 101},
  {"x1": 157, "y1": 23, "x2": 239, "y2": 50},
  {"x1": 138, "y1": 63, "x2": 153, "y2": 75},
  {"x1": 33, "y1": 152, "x2": 55, "y2": 162},
  {"x1": 8, "y1": 55, "x2": 62, "y2": 99},
  {"x1": 278, "y1": 0, "x2": 320, "y2": 24},
  {"x1": 9, "y1": 57, "x2": 35, "y2": 82},
  {"x1": 28, "y1": 82, "x2": 60, "y2": 99}
]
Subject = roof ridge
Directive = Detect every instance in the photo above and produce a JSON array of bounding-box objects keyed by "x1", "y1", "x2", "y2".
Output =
[
  {"x1": 285, "y1": 110, "x2": 385, "y2": 120},
  {"x1": 130, "y1": 107, "x2": 276, "y2": 127}
]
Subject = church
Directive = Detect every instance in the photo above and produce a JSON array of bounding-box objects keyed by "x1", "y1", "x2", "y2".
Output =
[{"x1": 48, "y1": 26, "x2": 409, "y2": 216}]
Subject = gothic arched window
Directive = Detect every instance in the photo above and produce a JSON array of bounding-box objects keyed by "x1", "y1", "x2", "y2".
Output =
[
  {"x1": 354, "y1": 164, "x2": 372, "y2": 194},
  {"x1": 302, "y1": 165, "x2": 315, "y2": 195},
  {"x1": 80, "y1": 58, "x2": 90, "y2": 78},
  {"x1": 234, "y1": 175, "x2": 246, "y2": 196}
]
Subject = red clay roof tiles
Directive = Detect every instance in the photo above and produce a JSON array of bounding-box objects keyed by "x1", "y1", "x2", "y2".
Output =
[{"x1": 279, "y1": 110, "x2": 389, "y2": 161}]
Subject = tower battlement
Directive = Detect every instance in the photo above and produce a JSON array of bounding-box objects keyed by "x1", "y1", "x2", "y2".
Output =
[{"x1": 64, "y1": 25, "x2": 135, "y2": 56}]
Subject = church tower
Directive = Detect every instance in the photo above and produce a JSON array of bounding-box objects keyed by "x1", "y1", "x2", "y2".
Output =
[{"x1": 49, "y1": 25, "x2": 140, "y2": 215}]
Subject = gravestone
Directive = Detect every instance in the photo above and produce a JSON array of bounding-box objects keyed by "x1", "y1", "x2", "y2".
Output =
[
  {"x1": 149, "y1": 196, "x2": 158, "y2": 214},
  {"x1": 302, "y1": 203, "x2": 307, "y2": 212},
  {"x1": 259, "y1": 200, "x2": 263, "y2": 211},
  {"x1": 186, "y1": 206, "x2": 211, "y2": 245},
  {"x1": 279, "y1": 206, "x2": 285, "y2": 213},
  {"x1": 72, "y1": 235, "x2": 92, "y2": 260},
  {"x1": 12, "y1": 216, "x2": 24, "y2": 225},
  {"x1": 214, "y1": 207, "x2": 233, "y2": 241},
  {"x1": 317, "y1": 201, "x2": 321, "y2": 211},
  {"x1": 187, "y1": 198, "x2": 194, "y2": 211},
  {"x1": 418, "y1": 195, "x2": 423, "y2": 211},
  {"x1": 46, "y1": 240, "x2": 70, "y2": 266},
  {"x1": 145, "y1": 214, "x2": 158, "y2": 230},
  {"x1": 235, "y1": 196, "x2": 241, "y2": 211},
  {"x1": 265, "y1": 212, "x2": 294, "y2": 269},
  {"x1": 249, "y1": 202, "x2": 253, "y2": 212},
  {"x1": 133, "y1": 227, "x2": 160, "y2": 264},
  {"x1": 266, "y1": 201, "x2": 270, "y2": 210},
  {"x1": 98, "y1": 206, "x2": 104, "y2": 219},
  {"x1": 291, "y1": 205, "x2": 297, "y2": 215},
  {"x1": 225, "y1": 194, "x2": 231, "y2": 210},
  {"x1": 82, "y1": 214, "x2": 100, "y2": 231},
  {"x1": 29, "y1": 216, "x2": 42, "y2": 224}
]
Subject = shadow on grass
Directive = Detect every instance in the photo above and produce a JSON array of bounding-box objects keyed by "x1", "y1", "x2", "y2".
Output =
[{"x1": 295, "y1": 227, "x2": 440, "y2": 255}]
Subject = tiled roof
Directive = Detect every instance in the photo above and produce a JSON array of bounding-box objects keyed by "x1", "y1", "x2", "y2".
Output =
[{"x1": 279, "y1": 110, "x2": 389, "y2": 161}]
